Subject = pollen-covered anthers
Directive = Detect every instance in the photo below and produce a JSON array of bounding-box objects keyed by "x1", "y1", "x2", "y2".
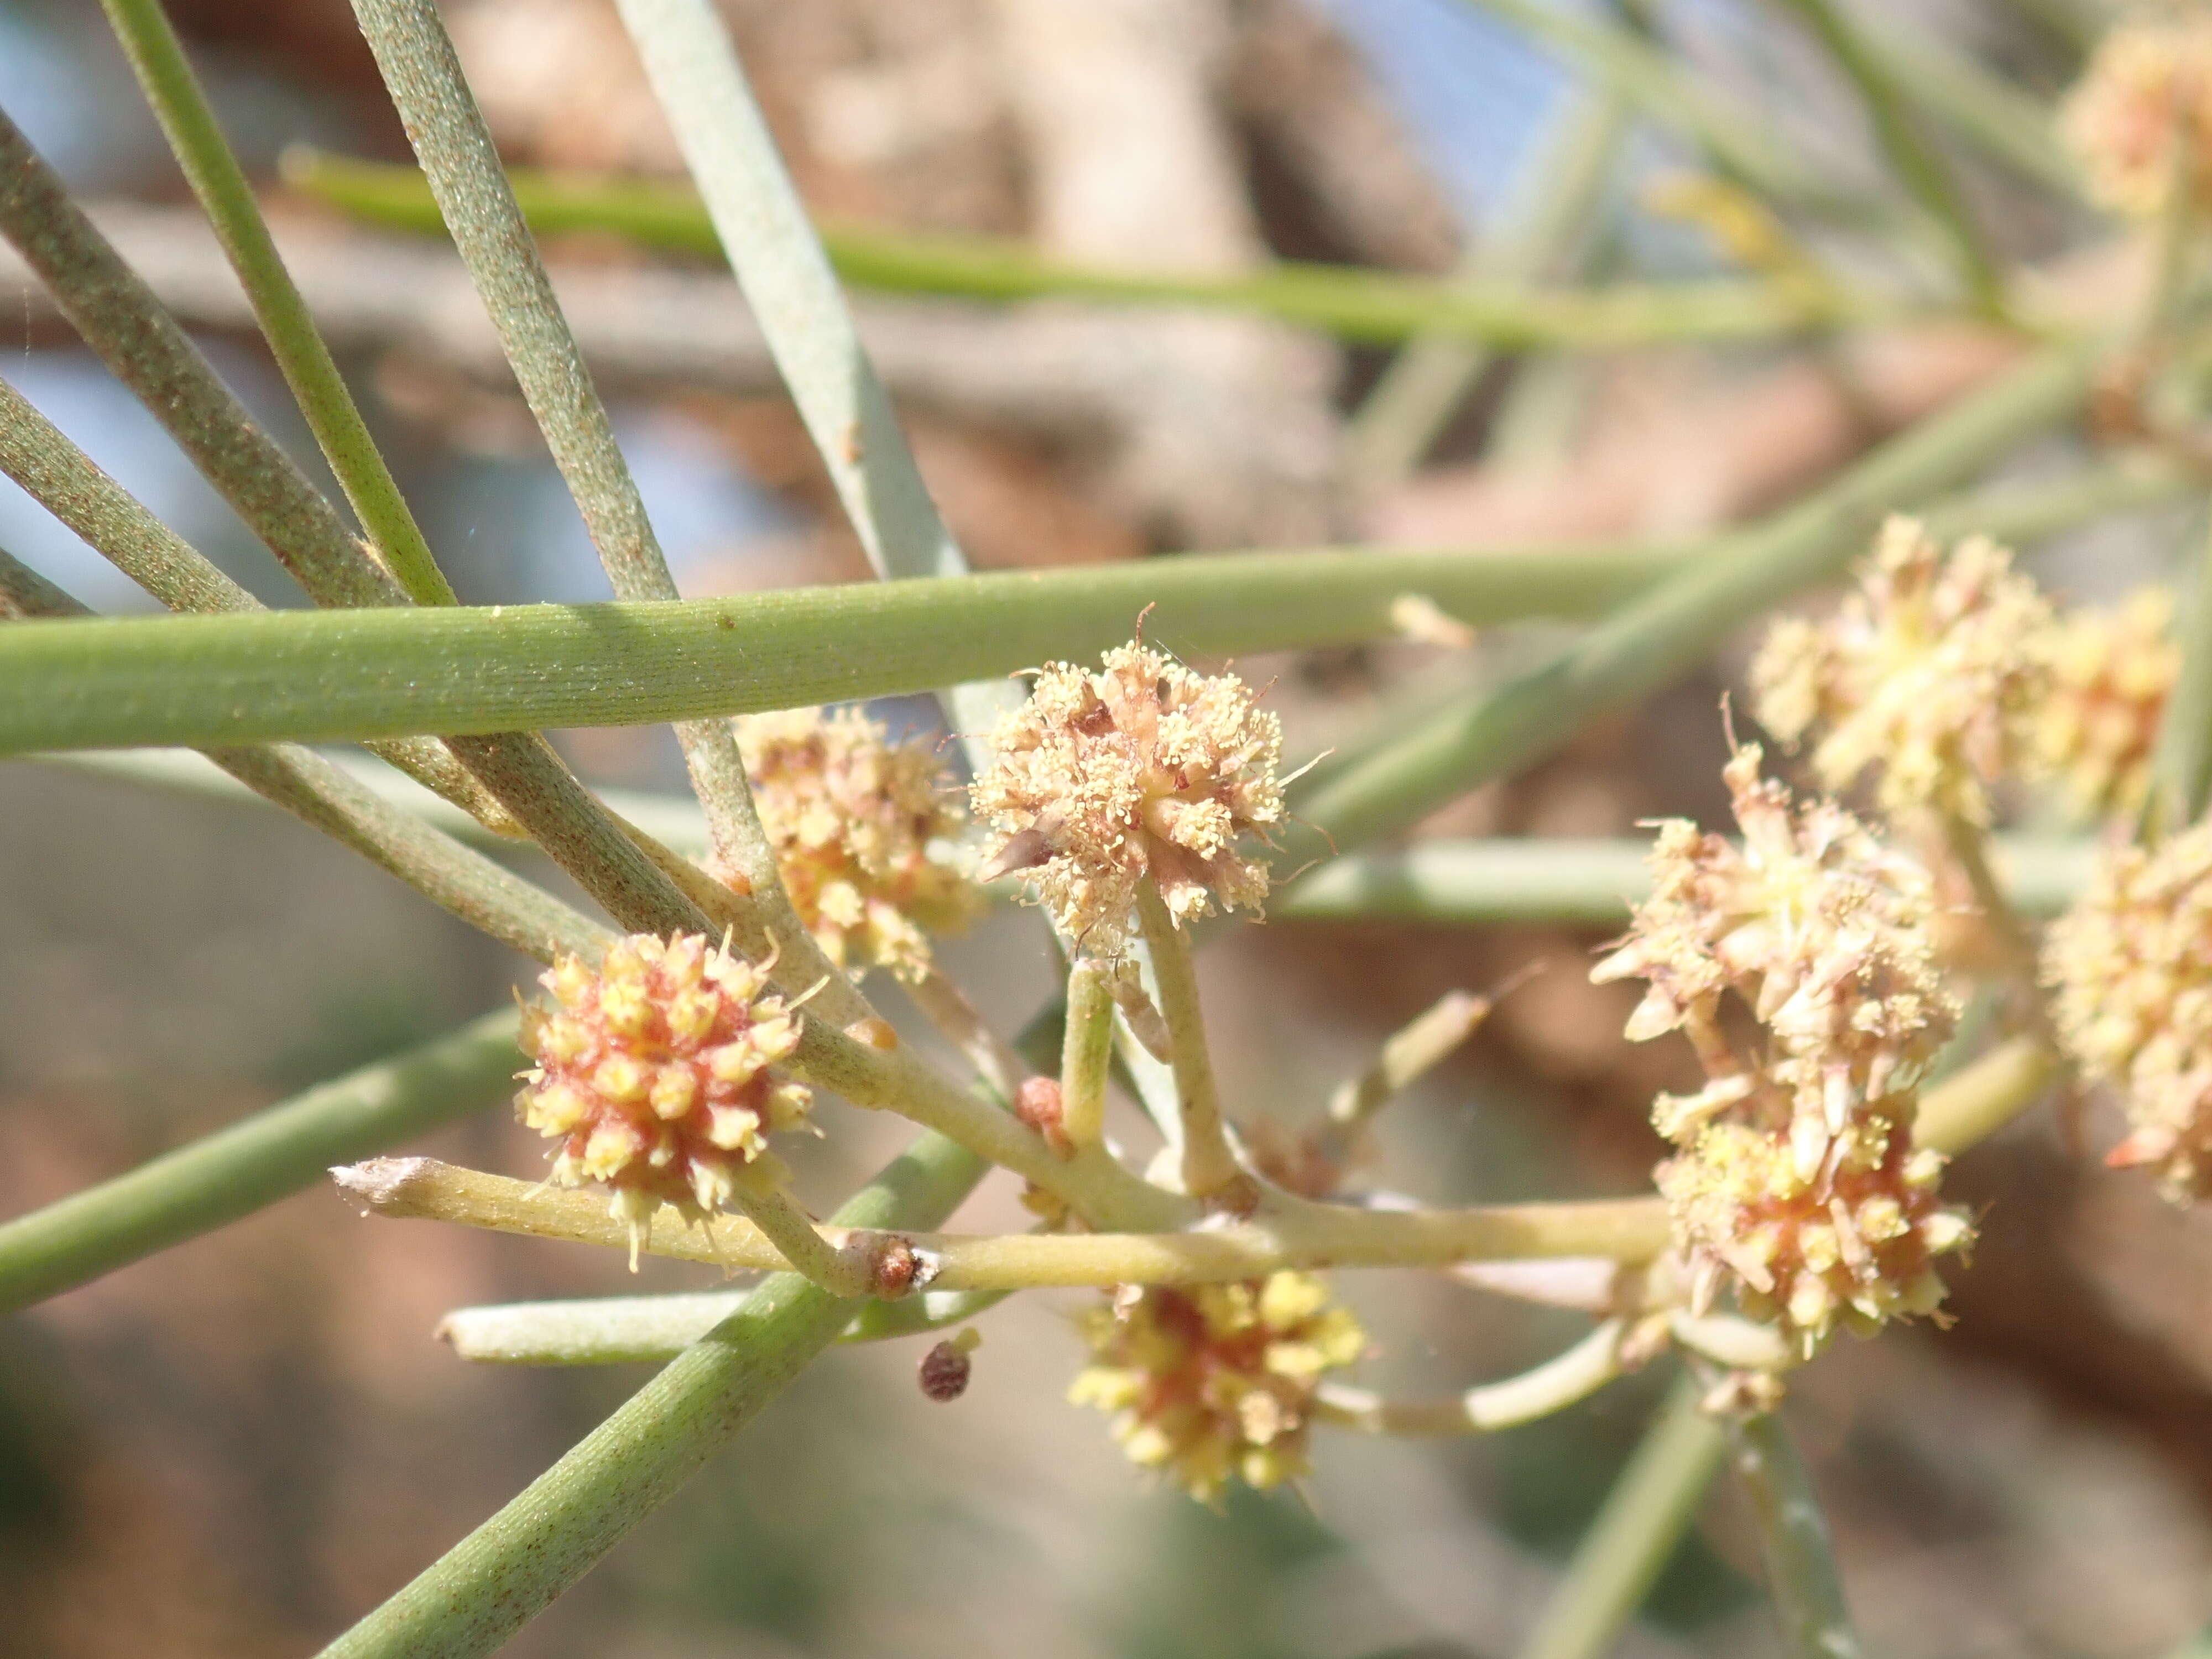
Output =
[
  {"x1": 1068, "y1": 1273, "x2": 1363, "y2": 1504},
  {"x1": 2044, "y1": 823, "x2": 2212, "y2": 1202},
  {"x1": 1750, "y1": 517, "x2": 2053, "y2": 825},
  {"x1": 2061, "y1": 17, "x2": 2212, "y2": 219},
  {"x1": 726, "y1": 707, "x2": 982, "y2": 982},
  {"x1": 2031, "y1": 588, "x2": 2179, "y2": 822},
  {"x1": 515, "y1": 933, "x2": 811, "y2": 1244},
  {"x1": 1594, "y1": 747, "x2": 1970, "y2": 1357},
  {"x1": 972, "y1": 641, "x2": 1284, "y2": 953}
]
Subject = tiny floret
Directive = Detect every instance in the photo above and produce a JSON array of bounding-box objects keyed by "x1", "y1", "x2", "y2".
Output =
[
  {"x1": 729, "y1": 707, "x2": 981, "y2": 981},
  {"x1": 2030, "y1": 588, "x2": 2178, "y2": 822},
  {"x1": 1068, "y1": 1272, "x2": 1363, "y2": 1503},
  {"x1": 1594, "y1": 747, "x2": 1971, "y2": 1356},
  {"x1": 1749, "y1": 517, "x2": 2053, "y2": 825},
  {"x1": 516, "y1": 933, "x2": 810, "y2": 1243},
  {"x1": 972, "y1": 640, "x2": 1284, "y2": 952},
  {"x1": 2062, "y1": 17, "x2": 2212, "y2": 219},
  {"x1": 2044, "y1": 823, "x2": 2212, "y2": 1202}
]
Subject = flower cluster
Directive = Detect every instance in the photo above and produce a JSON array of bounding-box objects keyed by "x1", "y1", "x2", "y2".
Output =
[
  {"x1": 2030, "y1": 587, "x2": 2179, "y2": 821},
  {"x1": 731, "y1": 707, "x2": 980, "y2": 982},
  {"x1": 2062, "y1": 16, "x2": 2212, "y2": 219},
  {"x1": 516, "y1": 933, "x2": 810, "y2": 1240},
  {"x1": 1068, "y1": 1273, "x2": 1364, "y2": 1502},
  {"x1": 1750, "y1": 517, "x2": 2053, "y2": 825},
  {"x1": 2044, "y1": 823, "x2": 2212, "y2": 1201},
  {"x1": 972, "y1": 640, "x2": 1284, "y2": 952},
  {"x1": 1594, "y1": 748, "x2": 1972, "y2": 1356}
]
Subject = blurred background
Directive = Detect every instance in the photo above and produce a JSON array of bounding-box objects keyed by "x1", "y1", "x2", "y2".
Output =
[{"x1": 1, "y1": 0, "x2": 2209, "y2": 1653}]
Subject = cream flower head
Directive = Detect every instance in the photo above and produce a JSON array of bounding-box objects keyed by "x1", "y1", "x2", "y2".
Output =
[
  {"x1": 733, "y1": 707, "x2": 980, "y2": 982},
  {"x1": 2045, "y1": 822, "x2": 2212, "y2": 1201},
  {"x1": 1068, "y1": 1273, "x2": 1364, "y2": 1504},
  {"x1": 2062, "y1": 16, "x2": 2212, "y2": 218},
  {"x1": 1595, "y1": 747, "x2": 1971, "y2": 1356},
  {"x1": 971, "y1": 640, "x2": 1284, "y2": 952},
  {"x1": 1750, "y1": 516, "x2": 2053, "y2": 825},
  {"x1": 2030, "y1": 587, "x2": 2178, "y2": 822}
]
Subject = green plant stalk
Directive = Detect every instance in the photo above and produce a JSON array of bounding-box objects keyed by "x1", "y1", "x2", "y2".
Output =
[
  {"x1": 439, "y1": 1284, "x2": 1006, "y2": 1365},
  {"x1": 1347, "y1": 87, "x2": 1629, "y2": 488},
  {"x1": 1272, "y1": 835, "x2": 2096, "y2": 925},
  {"x1": 286, "y1": 150, "x2": 1898, "y2": 352},
  {"x1": 1767, "y1": 0, "x2": 2003, "y2": 312},
  {"x1": 1514, "y1": 1377, "x2": 1729, "y2": 1659},
  {"x1": 0, "y1": 542, "x2": 1678, "y2": 754},
  {"x1": 1314, "y1": 1318, "x2": 1626, "y2": 1436},
  {"x1": 345, "y1": 0, "x2": 786, "y2": 896},
  {"x1": 0, "y1": 543, "x2": 606, "y2": 963},
  {"x1": 1727, "y1": 1409, "x2": 1864, "y2": 1658},
  {"x1": 1135, "y1": 884, "x2": 1241, "y2": 1199},
  {"x1": 1291, "y1": 341, "x2": 2099, "y2": 858},
  {"x1": 0, "y1": 364, "x2": 516, "y2": 830},
  {"x1": 99, "y1": 0, "x2": 458, "y2": 606},
  {"x1": 1058, "y1": 961, "x2": 1113, "y2": 1152},
  {"x1": 0, "y1": 1010, "x2": 521, "y2": 1316},
  {"x1": 2150, "y1": 519, "x2": 2212, "y2": 833},
  {"x1": 318, "y1": 1128, "x2": 988, "y2": 1659}
]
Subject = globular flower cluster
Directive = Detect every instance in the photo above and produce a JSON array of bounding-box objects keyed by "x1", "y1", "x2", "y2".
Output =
[
  {"x1": 1594, "y1": 748, "x2": 1973, "y2": 1357},
  {"x1": 1750, "y1": 517, "x2": 2053, "y2": 825},
  {"x1": 2061, "y1": 16, "x2": 2212, "y2": 219},
  {"x1": 2044, "y1": 823, "x2": 2212, "y2": 1202},
  {"x1": 972, "y1": 641, "x2": 1284, "y2": 953},
  {"x1": 516, "y1": 933, "x2": 810, "y2": 1240},
  {"x1": 732, "y1": 707, "x2": 981, "y2": 982},
  {"x1": 2031, "y1": 587, "x2": 2179, "y2": 821},
  {"x1": 1068, "y1": 1273, "x2": 1364, "y2": 1503}
]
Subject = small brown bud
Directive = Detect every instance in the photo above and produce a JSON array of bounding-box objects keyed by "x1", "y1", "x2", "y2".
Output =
[
  {"x1": 1014, "y1": 1076, "x2": 1072, "y2": 1155},
  {"x1": 844, "y1": 1016, "x2": 899, "y2": 1052},
  {"x1": 918, "y1": 1327, "x2": 982, "y2": 1401},
  {"x1": 864, "y1": 1234, "x2": 920, "y2": 1300}
]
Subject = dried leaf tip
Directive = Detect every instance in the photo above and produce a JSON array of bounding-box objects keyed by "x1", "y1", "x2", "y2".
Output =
[
  {"x1": 1068, "y1": 1272, "x2": 1363, "y2": 1504},
  {"x1": 2045, "y1": 822, "x2": 2212, "y2": 1202},
  {"x1": 727, "y1": 707, "x2": 982, "y2": 982},
  {"x1": 1749, "y1": 515, "x2": 2052, "y2": 825},
  {"x1": 971, "y1": 640, "x2": 1284, "y2": 952},
  {"x1": 1595, "y1": 747, "x2": 1970, "y2": 1358},
  {"x1": 2062, "y1": 17, "x2": 2212, "y2": 219},
  {"x1": 515, "y1": 933, "x2": 812, "y2": 1254}
]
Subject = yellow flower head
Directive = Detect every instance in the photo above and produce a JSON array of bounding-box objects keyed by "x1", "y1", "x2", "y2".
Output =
[
  {"x1": 515, "y1": 933, "x2": 810, "y2": 1239},
  {"x1": 2062, "y1": 17, "x2": 2212, "y2": 218},
  {"x1": 1750, "y1": 517, "x2": 2053, "y2": 825},
  {"x1": 2031, "y1": 587, "x2": 2179, "y2": 822},
  {"x1": 1068, "y1": 1272, "x2": 1364, "y2": 1504},
  {"x1": 2045, "y1": 822, "x2": 2212, "y2": 1201},
  {"x1": 1594, "y1": 747, "x2": 1970, "y2": 1355},
  {"x1": 732, "y1": 707, "x2": 981, "y2": 982},
  {"x1": 972, "y1": 641, "x2": 1284, "y2": 952}
]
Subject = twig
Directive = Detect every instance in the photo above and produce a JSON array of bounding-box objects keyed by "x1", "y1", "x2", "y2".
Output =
[
  {"x1": 1135, "y1": 883, "x2": 1244, "y2": 1199},
  {"x1": 1726, "y1": 1408, "x2": 1864, "y2": 1658},
  {"x1": 1058, "y1": 960, "x2": 1114, "y2": 1152},
  {"x1": 1314, "y1": 1318, "x2": 1627, "y2": 1434},
  {"x1": 901, "y1": 967, "x2": 1025, "y2": 1104}
]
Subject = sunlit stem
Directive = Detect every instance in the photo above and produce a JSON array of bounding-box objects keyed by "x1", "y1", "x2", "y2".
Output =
[
  {"x1": 1726, "y1": 1408, "x2": 1864, "y2": 1658},
  {"x1": 1134, "y1": 881, "x2": 1243, "y2": 1199},
  {"x1": 903, "y1": 966, "x2": 1024, "y2": 1104},
  {"x1": 728, "y1": 1168, "x2": 870, "y2": 1297},
  {"x1": 1313, "y1": 1317, "x2": 1627, "y2": 1436},
  {"x1": 1059, "y1": 960, "x2": 1114, "y2": 1152}
]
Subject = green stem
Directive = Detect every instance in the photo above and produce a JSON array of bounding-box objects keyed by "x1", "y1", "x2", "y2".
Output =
[
  {"x1": 1514, "y1": 1378, "x2": 1728, "y2": 1659},
  {"x1": 0, "y1": 1010, "x2": 521, "y2": 1315},
  {"x1": 1135, "y1": 883, "x2": 1242, "y2": 1199},
  {"x1": 1768, "y1": 0, "x2": 2004, "y2": 312},
  {"x1": 1858, "y1": 12, "x2": 2085, "y2": 200},
  {"x1": 345, "y1": 0, "x2": 787, "y2": 895},
  {"x1": 286, "y1": 149, "x2": 1903, "y2": 352},
  {"x1": 317, "y1": 1129, "x2": 988, "y2": 1659},
  {"x1": 1726, "y1": 1409, "x2": 1864, "y2": 1658},
  {"x1": 0, "y1": 542, "x2": 1679, "y2": 754},
  {"x1": 98, "y1": 0, "x2": 458, "y2": 606},
  {"x1": 1058, "y1": 961, "x2": 1114, "y2": 1152},
  {"x1": 1315, "y1": 1318, "x2": 1626, "y2": 1434},
  {"x1": 1290, "y1": 341, "x2": 2099, "y2": 858}
]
